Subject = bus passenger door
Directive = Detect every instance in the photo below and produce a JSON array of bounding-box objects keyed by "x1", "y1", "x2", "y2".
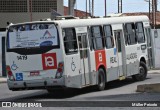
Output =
[
  {"x1": 78, "y1": 33, "x2": 90, "y2": 86},
  {"x1": 114, "y1": 30, "x2": 127, "y2": 79}
]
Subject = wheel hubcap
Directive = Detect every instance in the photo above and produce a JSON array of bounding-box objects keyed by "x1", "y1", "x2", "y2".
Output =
[
  {"x1": 99, "y1": 74, "x2": 104, "y2": 87},
  {"x1": 139, "y1": 66, "x2": 145, "y2": 76}
]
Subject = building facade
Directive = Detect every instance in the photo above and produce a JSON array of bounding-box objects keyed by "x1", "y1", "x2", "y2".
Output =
[
  {"x1": 0, "y1": 0, "x2": 64, "y2": 30},
  {"x1": 122, "y1": 12, "x2": 160, "y2": 28},
  {"x1": 64, "y1": 6, "x2": 90, "y2": 17}
]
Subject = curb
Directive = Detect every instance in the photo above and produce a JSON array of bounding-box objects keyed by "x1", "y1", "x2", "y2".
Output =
[
  {"x1": 148, "y1": 69, "x2": 160, "y2": 74},
  {"x1": 0, "y1": 78, "x2": 7, "y2": 84},
  {"x1": 137, "y1": 83, "x2": 160, "y2": 93},
  {"x1": 0, "y1": 81, "x2": 7, "y2": 84}
]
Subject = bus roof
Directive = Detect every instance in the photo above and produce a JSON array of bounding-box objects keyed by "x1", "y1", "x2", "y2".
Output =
[
  {"x1": 8, "y1": 15, "x2": 149, "y2": 28},
  {"x1": 55, "y1": 16, "x2": 149, "y2": 28}
]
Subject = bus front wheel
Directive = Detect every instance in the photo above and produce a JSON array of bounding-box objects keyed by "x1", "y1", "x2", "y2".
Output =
[
  {"x1": 132, "y1": 61, "x2": 147, "y2": 81},
  {"x1": 97, "y1": 68, "x2": 106, "y2": 91}
]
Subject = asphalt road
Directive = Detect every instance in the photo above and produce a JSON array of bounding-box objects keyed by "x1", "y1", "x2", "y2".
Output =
[{"x1": 0, "y1": 71, "x2": 160, "y2": 109}]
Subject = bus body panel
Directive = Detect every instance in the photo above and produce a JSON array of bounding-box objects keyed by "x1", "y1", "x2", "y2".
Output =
[
  {"x1": 88, "y1": 48, "x2": 97, "y2": 85},
  {"x1": 6, "y1": 49, "x2": 63, "y2": 80},
  {"x1": 7, "y1": 49, "x2": 65, "y2": 89},
  {"x1": 64, "y1": 54, "x2": 82, "y2": 88},
  {"x1": 125, "y1": 45, "x2": 139, "y2": 76},
  {"x1": 64, "y1": 27, "x2": 96, "y2": 88},
  {"x1": 106, "y1": 48, "x2": 119, "y2": 82}
]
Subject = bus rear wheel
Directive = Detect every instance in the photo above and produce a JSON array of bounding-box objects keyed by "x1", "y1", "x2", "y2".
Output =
[
  {"x1": 132, "y1": 61, "x2": 147, "y2": 81},
  {"x1": 97, "y1": 68, "x2": 106, "y2": 91}
]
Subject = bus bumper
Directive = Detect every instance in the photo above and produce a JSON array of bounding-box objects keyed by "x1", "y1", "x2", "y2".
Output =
[{"x1": 7, "y1": 77, "x2": 65, "y2": 91}]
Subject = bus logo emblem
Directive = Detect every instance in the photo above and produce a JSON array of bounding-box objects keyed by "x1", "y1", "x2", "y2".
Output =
[
  {"x1": 42, "y1": 53, "x2": 57, "y2": 70},
  {"x1": 43, "y1": 30, "x2": 52, "y2": 38},
  {"x1": 45, "y1": 56, "x2": 54, "y2": 67}
]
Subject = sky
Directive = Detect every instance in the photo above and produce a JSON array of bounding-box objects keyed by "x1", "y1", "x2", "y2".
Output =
[{"x1": 64, "y1": 0, "x2": 160, "y2": 16}]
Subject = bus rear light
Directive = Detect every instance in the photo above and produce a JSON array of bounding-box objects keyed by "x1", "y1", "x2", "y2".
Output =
[
  {"x1": 7, "y1": 71, "x2": 15, "y2": 81},
  {"x1": 6, "y1": 66, "x2": 15, "y2": 81},
  {"x1": 8, "y1": 71, "x2": 12, "y2": 76},
  {"x1": 57, "y1": 68, "x2": 63, "y2": 73},
  {"x1": 6, "y1": 65, "x2": 11, "y2": 71},
  {"x1": 55, "y1": 62, "x2": 64, "y2": 79}
]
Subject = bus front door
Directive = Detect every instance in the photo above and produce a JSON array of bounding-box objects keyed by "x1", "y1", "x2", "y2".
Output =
[
  {"x1": 114, "y1": 30, "x2": 127, "y2": 79},
  {"x1": 78, "y1": 33, "x2": 90, "y2": 86}
]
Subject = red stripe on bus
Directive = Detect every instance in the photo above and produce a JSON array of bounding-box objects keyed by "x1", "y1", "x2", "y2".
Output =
[{"x1": 94, "y1": 49, "x2": 107, "y2": 71}]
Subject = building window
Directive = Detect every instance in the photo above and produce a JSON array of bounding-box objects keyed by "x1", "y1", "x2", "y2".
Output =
[
  {"x1": 136, "y1": 22, "x2": 145, "y2": 43},
  {"x1": 31, "y1": 0, "x2": 57, "y2": 12},
  {"x1": 103, "y1": 25, "x2": 114, "y2": 48},
  {"x1": 125, "y1": 23, "x2": 137, "y2": 45},
  {"x1": 0, "y1": 0, "x2": 27, "y2": 12},
  {"x1": 0, "y1": 0, "x2": 57, "y2": 13},
  {"x1": 90, "y1": 26, "x2": 104, "y2": 50},
  {"x1": 63, "y1": 28, "x2": 78, "y2": 55}
]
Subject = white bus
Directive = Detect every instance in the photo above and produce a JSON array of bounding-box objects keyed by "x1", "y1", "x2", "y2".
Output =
[{"x1": 6, "y1": 16, "x2": 152, "y2": 91}]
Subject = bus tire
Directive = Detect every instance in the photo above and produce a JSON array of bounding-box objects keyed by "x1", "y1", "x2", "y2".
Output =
[
  {"x1": 132, "y1": 61, "x2": 147, "y2": 81},
  {"x1": 97, "y1": 68, "x2": 106, "y2": 91}
]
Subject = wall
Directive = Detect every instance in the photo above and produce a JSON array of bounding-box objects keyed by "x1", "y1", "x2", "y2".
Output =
[
  {"x1": 0, "y1": 0, "x2": 64, "y2": 28},
  {"x1": 152, "y1": 29, "x2": 160, "y2": 69},
  {"x1": 0, "y1": 32, "x2": 5, "y2": 76}
]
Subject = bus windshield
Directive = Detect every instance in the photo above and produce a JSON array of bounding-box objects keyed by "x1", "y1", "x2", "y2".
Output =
[{"x1": 7, "y1": 23, "x2": 59, "y2": 50}]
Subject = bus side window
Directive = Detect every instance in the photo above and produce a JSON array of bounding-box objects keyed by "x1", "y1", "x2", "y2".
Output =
[
  {"x1": 123, "y1": 24, "x2": 128, "y2": 45},
  {"x1": 125, "y1": 23, "x2": 137, "y2": 45},
  {"x1": 103, "y1": 25, "x2": 114, "y2": 48},
  {"x1": 135, "y1": 22, "x2": 145, "y2": 43},
  {"x1": 63, "y1": 28, "x2": 78, "y2": 55},
  {"x1": 87, "y1": 27, "x2": 93, "y2": 50},
  {"x1": 90, "y1": 26, "x2": 104, "y2": 50}
]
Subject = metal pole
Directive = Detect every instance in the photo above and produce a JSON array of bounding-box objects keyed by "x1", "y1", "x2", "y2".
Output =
[
  {"x1": 118, "y1": 0, "x2": 119, "y2": 13},
  {"x1": 152, "y1": 0, "x2": 154, "y2": 28},
  {"x1": 153, "y1": 0, "x2": 156, "y2": 29},
  {"x1": 121, "y1": 0, "x2": 122, "y2": 13},
  {"x1": 118, "y1": 0, "x2": 122, "y2": 13},
  {"x1": 105, "y1": 0, "x2": 107, "y2": 16},
  {"x1": 86, "y1": 0, "x2": 88, "y2": 17},
  {"x1": 155, "y1": 0, "x2": 157, "y2": 28},
  {"x1": 92, "y1": 0, "x2": 94, "y2": 16},
  {"x1": 149, "y1": 0, "x2": 150, "y2": 21},
  {"x1": 68, "y1": 0, "x2": 76, "y2": 16},
  {"x1": 89, "y1": 0, "x2": 91, "y2": 16}
]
